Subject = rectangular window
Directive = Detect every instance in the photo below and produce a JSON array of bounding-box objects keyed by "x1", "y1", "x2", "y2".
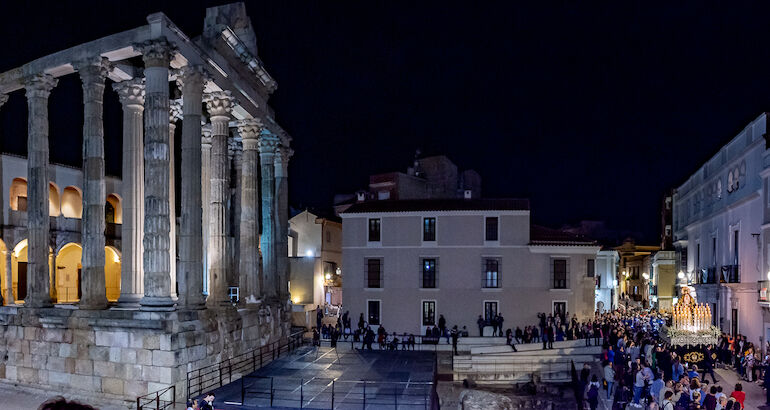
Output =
[
  {"x1": 696, "y1": 243, "x2": 700, "y2": 268},
  {"x1": 368, "y1": 218, "x2": 381, "y2": 242},
  {"x1": 367, "y1": 300, "x2": 380, "y2": 326},
  {"x1": 422, "y1": 301, "x2": 436, "y2": 326},
  {"x1": 553, "y1": 259, "x2": 567, "y2": 289},
  {"x1": 423, "y1": 217, "x2": 436, "y2": 242},
  {"x1": 422, "y1": 258, "x2": 437, "y2": 288},
  {"x1": 596, "y1": 275, "x2": 601, "y2": 288},
  {"x1": 712, "y1": 237, "x2": 717, "y2": 266},
  {"x1": 485, "y1": 217, "x2": 499, "y2": 241},
  {"x1": 586, "y1": 259, "x2": 595, "y2": 277},
  {"x1": 733, "y1": 230, "x2": 739, "y2": 265},
  {"x1": 484, "y1": 301, "x2": 498, "y2": 322},
  {"x1": 482, "y1": 258, "x2": 500, "y2": 288},
  {"x1": 365, "y1": 258, "x2": 382, "y2": 288}
]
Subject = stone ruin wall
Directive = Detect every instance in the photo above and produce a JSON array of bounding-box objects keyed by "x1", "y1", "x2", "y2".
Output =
[{"x1": 0, "y1": 303, "x2": 291, "y2": 404}]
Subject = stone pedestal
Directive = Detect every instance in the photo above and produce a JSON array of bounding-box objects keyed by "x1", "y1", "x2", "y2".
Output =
[{"x1": 24, "y1": 73, "x2": 58, "y2": 308}]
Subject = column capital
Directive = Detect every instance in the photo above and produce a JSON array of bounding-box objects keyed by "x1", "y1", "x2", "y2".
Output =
[
  {"x1": 112, "y1": 78, "x2": 145, "y2": 108},
  {"x1": 202, "y1": 124, "x2": 213, "y2": 147},
  {"x1": 134, "y1": 38, "x2": 176, "y2": 68},
  {"x1": 236, "y1": 118, "x2": 264, "y2": 142},
  {"x1": 24, "y1": 73, "x2": 58, "y2": 99},
  {"x1": 275, "y1": 144, "x2": 294, "y2": 166},
  {"x1": 257, "y1": 133, "x2": 279, "y2": 157},
  {"x1": 74, "y1": 57, "x2": 112, "y2": 85},
  {"x1": 0, "y1": 93, "x2": 8, "y2": 108},
  {"x1": 170, "y1": 99, "x2": 183, "y2": 124},
  {"x1": 176, "y1": 65, "x2": 210, "y2": 91},
  {"x1": 204, "y1": 91, "x2": 235, "y2": 119}
]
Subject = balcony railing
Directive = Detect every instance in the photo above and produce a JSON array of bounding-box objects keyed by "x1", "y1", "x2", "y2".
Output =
[
  {"x1": 721, "y1": 265, "x2": 740, "y2": 283},
  {"x1": 695, "y1": 267, "x2": 718, "y2": 284}
]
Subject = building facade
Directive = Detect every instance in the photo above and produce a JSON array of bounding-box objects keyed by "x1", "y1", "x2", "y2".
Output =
[
  {"x1": 288, "y1": 210, "x2": 342, "y2": 328},
  {"x1": 341, "y1": 198, "x2": 599, "y2": 335},
  {"x1": 615, "y1": 239, "x2": 659, "y2": 308},
  {"x1": 595, "y1": 249, "x2": 619, "y2": 313},
  {"x1": 673, "y1": 112, "x2": 765, "y2": 346},
  {"x1": 0, "y1": 3, "x2": 293, "y2": 402}
]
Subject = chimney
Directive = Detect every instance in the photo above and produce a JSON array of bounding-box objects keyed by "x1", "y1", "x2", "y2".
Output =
[
  {"x1": 356, "y1": 191, "x2": 367, "y2": 202},
  {"x1": 464, "y1": 189, "x2": 472, "y2": 199}
]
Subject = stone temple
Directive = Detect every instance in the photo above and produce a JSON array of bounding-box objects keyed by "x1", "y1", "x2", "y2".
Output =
[{"x1": 0, "y1": 3, "x2": 293, "y2": 403}]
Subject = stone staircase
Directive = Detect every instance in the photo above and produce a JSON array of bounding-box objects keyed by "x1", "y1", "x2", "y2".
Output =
[{"x1": 453, "y1": 340, "x2": 602, "y2": 385}]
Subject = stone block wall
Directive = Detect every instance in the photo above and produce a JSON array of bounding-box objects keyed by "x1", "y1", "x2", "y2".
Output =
[{"x1": 0, "y1": 302, "x2": 291, "y2": 405}]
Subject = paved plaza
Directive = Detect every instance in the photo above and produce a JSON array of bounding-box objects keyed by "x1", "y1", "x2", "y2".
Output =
[{"x1": 208, "y1": 345, "x2": 436, "y2": 409}]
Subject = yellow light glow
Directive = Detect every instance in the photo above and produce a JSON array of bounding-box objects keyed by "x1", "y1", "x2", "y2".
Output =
[
  {"x1": 292, "y1": 296, "x2": 300, "y2": 304},
  {"x1": 325, "y1": 273, "x2": 331, "y2": 280}
]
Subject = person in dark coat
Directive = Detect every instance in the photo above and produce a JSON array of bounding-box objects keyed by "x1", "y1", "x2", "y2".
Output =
[{"x1": 477, "y1": 315, "x2": 485, "y2": 336}]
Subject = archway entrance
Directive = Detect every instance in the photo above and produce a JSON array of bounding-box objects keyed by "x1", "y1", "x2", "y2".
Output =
[
  {"x1": 10, "y1": 239, "x2": 54, "y2": 303},
  {"x1": 54, "y1": 243, "x2": 122, "y2": 303}
]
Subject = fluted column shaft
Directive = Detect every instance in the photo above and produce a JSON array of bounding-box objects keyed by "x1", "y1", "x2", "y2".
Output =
[
  {"x1": 77, "y1": 58, "x2": 110, "y2": 309},
  {"x1": 169, "y1": 99, "x2": 182, "y2": 299},
  {"x1": 139, "y1": 39, "x2": 175, "y2": 310},
  {"x1": 205, "y1": 91, "x2": 234, "y2": 305},
  {"x1": 24, "y1": 74, "x2": 57, "y2": 308},
  {"x1": 201, "y1": 126, "x2": 212, "y2": 296},
  {"x1": 177, "y1": 67, "x2": 206, "y2": 309},
  {"x1": 229, "y1": 139, "x2": 242, "y2": 290},
  {"x1": 237, "y1": 120, "x2": 262, "y2": 302},
  {"x1": 258, "y1": 134, "x2": 279, "y2": 300},
  {"x1": 274, "y1": 145, "x2": 292, "y2": 300},
  {"x1": 114, "y1": 78, "x2": 145, "y2": 306}
]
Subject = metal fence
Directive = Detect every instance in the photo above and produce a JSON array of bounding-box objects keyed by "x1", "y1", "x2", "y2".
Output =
[
  {"x1": 235, "y1": 376, "x2": 437, "y2": 409},
  {"x1": 135, "y1": 385, "x2": 177, "y2": 410},
  {"x1": 186, "y1": 331, "x2": 305, "y2": 399}
]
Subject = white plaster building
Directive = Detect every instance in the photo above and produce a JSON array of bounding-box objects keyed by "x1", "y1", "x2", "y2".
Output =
[
  {"x1": 673, "y1": 112, "x2": 766, "y2": 346},
  {"x1": 341, "y1": 198, "x2": 600, "y2": 335},
  {"x1": 288, "y1": 209, "x2": 342, "y2": 328},
  {"x1": 594, "y1": 249, "x2": 619, "y2": 313}
]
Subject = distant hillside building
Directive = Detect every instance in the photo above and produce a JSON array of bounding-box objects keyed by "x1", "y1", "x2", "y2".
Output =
[{"x1": 334, "y1": 155, "x2": 481, "y2": 215}]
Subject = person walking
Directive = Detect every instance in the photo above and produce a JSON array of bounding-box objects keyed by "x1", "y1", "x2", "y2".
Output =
[
  {"x1": 316, "y1": 305, "x2": 323, "y2": 331},
  {"x1": 451, "y1": 326, "x2": 459, "y2": 355},
  {"x1": 496, "y1": 314, "x2": 505, "y2": 337},
  {"x1": 438, "y1": 314, "x2": 447, "y2": 342},
  {"x1": 604, "y1": 360, "x2": 616, "y2": 400}
]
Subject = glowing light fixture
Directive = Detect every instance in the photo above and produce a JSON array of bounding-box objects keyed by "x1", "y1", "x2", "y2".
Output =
[
  {"x1": 292, "y1": 296, "x2": 300, "y2": 304},
  {"x1": 642, "y1": 273, "x2": 650, "y2": 280},
  {"x1": 305, "y1": 250, "x2": 314, "y2": 257},
  {"x1": 325, "y1": 273, "x2": 331, "y2": 280},
  {"x1": 678, "y1": 271, "x2": 685, "y2": 279}
]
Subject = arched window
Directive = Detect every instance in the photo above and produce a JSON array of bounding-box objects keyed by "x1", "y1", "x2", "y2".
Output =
[
  {"x1": 10, "y1": 178, "x2": 27, "y2": 211},
  {"x1": 61, "y1": 186, "x2": 83, "y2": 218},
  {"x1": 106, "y1": 194, "x2": 122, "y2": 224},
  {"x1": 49, "y1": 182, "x2": 61, "y2": 216}
]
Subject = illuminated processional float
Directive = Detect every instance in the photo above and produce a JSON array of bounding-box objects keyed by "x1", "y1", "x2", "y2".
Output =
[{"x1": 661, "y1": 286, "x2": 720, "y2": 347}]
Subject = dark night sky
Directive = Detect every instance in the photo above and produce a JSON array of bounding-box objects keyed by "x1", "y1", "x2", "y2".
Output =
[{"x1": 1, "y1": 1, "x2": 769, "y2": 244}]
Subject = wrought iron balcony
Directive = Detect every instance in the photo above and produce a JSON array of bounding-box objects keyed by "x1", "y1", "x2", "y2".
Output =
[
  {"x1": 721, "y1": 265, "x2": 740, "y2": 283},
  {"x1": 695, "y1": 267, "x2": 718, "y2": 284}
]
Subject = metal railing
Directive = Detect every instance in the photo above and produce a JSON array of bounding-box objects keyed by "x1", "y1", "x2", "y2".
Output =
[
  {"x1": 721, "y1": 265, "x2": 740, "y2": 283},
  {"x1": 136, "y1": 385, "x2": 176, "y2": 410},
  {"x1": 696, "y1": 267, "x2": 718, "y2": 284},
  {"x1": 237, "y1": 376, "x2": 436, "y2": 409},
  {"x1": 186, "y1": 331, "x2": 304, "y2": 399}
]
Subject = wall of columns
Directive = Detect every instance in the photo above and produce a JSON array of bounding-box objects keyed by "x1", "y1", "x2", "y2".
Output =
[{"x1": 0, "y1": 38, "x2": 292, "y2": 312}]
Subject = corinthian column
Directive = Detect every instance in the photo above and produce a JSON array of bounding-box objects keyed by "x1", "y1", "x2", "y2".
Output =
[
  {"x1": 76, "y1": 57, "x2": 111, "y2": 309},
  {"x1": 237, "y1": 119, "x2": 262, "y2": 303},
  {"x1": 24, "y1": 73, "x2": 57, "y2": 308},
  {"x1": 169, "y1": 99, "x2": 182, "y2": 299},
  {"x1": 113, "y1": 78, "x2": 145, "y2": 306},
  {"x1": 176, "y1": 67, "x2": 206, "y2": 309},
  {"x1": 274, "y1": 144, "x2": 293, "y2": 301},
  {"x1": 204, "y1": 91, "x2": 234, "y2": 306},
  {"x1": 201, "y1": 124, "x2": 212, "y2": 296},
  {"x1": 258, "y1": 132, "x2": 279, "y2": 301},
  {"x1": 138, "y1": 39, "x2": 176, "y2": 311},
  {"x1": 228, "y1": 138, "x2": 242, "y2": 292}
]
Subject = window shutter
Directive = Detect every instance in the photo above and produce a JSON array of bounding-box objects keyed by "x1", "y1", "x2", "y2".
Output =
[
  {"x1": 380, "y1": 258, "x2": 384, "y2": 288},
  {"x1": 364, "y1": 257, "x2": 368, "y2": 288},
  {"x1": 480, "y1": 257, "x2": 485, "y2": 288},
  {"x1": 435, "y1": 258, "x2": 440, "y2": 289},
  {"x1": 498, "y1": 257, "x2": 502, "y2": 287},
  {"x1": 566, "y1": 259, "x2": 571, "y2": 289}
]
